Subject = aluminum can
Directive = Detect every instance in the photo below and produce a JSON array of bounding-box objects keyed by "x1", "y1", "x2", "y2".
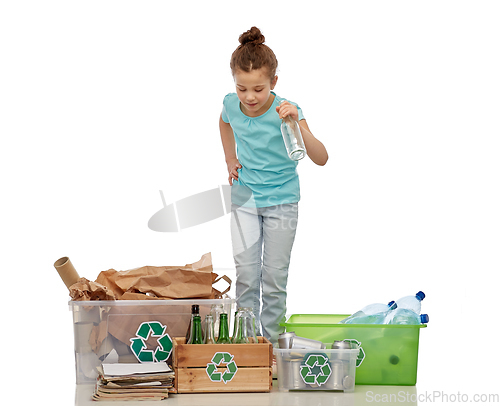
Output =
[
  {"x1": 290, "y1": 336, "x2": 326, "y2": 350},
  {"x1": 278, "y1": 331, "x2": 296, "y2": 349},
  {"x1": 333, "y1": 340, "x2": 351, "y2": 350},
  {"x1": 330, "y1": 360, "x2": 344, "y2": 390}
]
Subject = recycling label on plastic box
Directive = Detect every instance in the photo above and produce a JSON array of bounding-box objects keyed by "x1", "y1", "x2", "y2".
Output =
[
  {"x1": 300, "y1": 354, "x2": 332, "y2": 386},
  {"x1": 129, "y1": 321, "x2": 173, "y2": 363}
]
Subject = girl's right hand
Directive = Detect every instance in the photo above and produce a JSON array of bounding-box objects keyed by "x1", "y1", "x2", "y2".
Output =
[{"x1": 227, "y1": 158, "x2": 242, "y2": 185}]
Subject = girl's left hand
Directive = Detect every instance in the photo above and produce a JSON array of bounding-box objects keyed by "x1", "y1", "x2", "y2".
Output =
[{"x1": 276, "y1": 101, "x2": 299, "y2": 121}]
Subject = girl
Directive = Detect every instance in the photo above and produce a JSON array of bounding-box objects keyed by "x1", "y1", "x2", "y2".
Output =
[{"x1": 219, "y1": 27, "x2": 328, "y2": 344}]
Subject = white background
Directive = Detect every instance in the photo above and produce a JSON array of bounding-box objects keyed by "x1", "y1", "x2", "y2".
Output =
[{"x1": 1, "y1": 1, "x2": 499, "y2": 404}]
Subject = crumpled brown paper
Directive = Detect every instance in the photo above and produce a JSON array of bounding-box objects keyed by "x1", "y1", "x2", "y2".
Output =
[
  {"x1": 69, "y1": 277, "x2": 116, "y2": 301},
  {"x1": 69, "y1": 253, "x2": 231, "y2": 301}
]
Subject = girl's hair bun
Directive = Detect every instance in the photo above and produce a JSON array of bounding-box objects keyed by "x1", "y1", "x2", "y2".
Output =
[
  {"x1": 239, "y1": 26, "x2": 265, "y2": 46},
  {"x1": 230, "y1": 26, "x2": 277, "y2": 78}
]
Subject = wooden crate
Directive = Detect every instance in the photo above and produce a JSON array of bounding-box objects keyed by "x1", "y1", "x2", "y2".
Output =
[{"x1": 173, "y1": 336, "x2": 273, "y2": 393}]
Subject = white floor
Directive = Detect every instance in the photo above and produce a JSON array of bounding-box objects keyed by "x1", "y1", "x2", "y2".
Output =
[{"x1": 75, "y1": 381, "x2": 418, "y2": 406}]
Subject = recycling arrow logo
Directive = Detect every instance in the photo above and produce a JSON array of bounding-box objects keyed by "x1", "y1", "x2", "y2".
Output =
[
  {"x1": 206, "y1": 352, "x2": 238, "y2": 384},
  {"x1": 130, "y1": 321, "x2": 172, "y2": 363},
  {"x1": 342, "y1": 339, "x2": 365, "y2": 367},
  {"x1": 300, "y1": 354, "x2": 332, "y2": 386}
]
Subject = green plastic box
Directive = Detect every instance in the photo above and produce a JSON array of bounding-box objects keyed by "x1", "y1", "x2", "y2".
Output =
[{"x1": 281, "y1": 314, "x2": 427, "y2": 386}]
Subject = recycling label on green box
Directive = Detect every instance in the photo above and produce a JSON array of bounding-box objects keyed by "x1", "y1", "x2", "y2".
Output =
[
  {"x1": 342, "y1": 339, "x2": 365, "y2": 367},
  {"x1": 206, "y1": 352, "x2": 238, "y2": 384},
  {"x1": 129, "y1": 321, "x2": 173, "y2": 363}
]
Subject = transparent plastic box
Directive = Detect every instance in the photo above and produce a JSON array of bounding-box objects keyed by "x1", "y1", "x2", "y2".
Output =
[
  {"x1": 69, "y1": 298, "x2": 234, "y2": 384},
  {"x1": 274, "y1": 347, "x2": 359, "y2": 392}
]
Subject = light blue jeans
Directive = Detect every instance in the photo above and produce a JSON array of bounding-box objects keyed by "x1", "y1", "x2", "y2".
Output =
[{"x1": 230, "y1": 203, "x2": 298, "y2": 344}]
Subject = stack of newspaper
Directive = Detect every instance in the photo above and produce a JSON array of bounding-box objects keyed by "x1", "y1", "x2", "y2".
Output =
[{"x1": 93, "y1": 363, "x2": 174, "y2": 401}]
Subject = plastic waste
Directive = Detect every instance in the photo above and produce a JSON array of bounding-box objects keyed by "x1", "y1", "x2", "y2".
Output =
[
  {"x1": 340, "y1": 301, "x2": 397, "y2": 324},
  {"x1": 386, "y1": 308, "x2": 429, "y2": 325},
  {"x1": 396, "y1": 291, "x2": 425, "y2": 314}
]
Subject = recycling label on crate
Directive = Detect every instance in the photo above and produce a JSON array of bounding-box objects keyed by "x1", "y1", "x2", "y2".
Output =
[
  {"x1": 206, "y1": 352, "x2": 238, "y2": 384},
  {"x1": 300, "y1": 354, "x2": 332, "y2": 386},
  {"x1": 129, "y1": 321, "x2": 173, "y2": 363}
]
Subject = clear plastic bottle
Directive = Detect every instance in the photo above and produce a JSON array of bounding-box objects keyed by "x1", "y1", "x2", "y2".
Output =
[
  {"x1": 396, "y1": 291, "x2": 425, "y2": 314},
  {"x1": 340, "y1": 301, "x2": 397, "y2": 324},
  {"x1": 386, "y1": 308, "x2": 429, "y2": 325},
  {"x1": 280, "y1": 101, "x2": 306, "y2": 161}
]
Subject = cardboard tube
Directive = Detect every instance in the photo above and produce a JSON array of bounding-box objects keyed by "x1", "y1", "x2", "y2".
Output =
[{"x1": 54, "y1": 256, "x2": 80, "y2": 289}]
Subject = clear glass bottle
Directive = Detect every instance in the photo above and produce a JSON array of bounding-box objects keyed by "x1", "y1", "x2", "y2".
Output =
[
  {"x1": 280, "y1": 101, "x2": 306, "y2": 161},
  {"x1": 210, "y1": 304, "x2": 224, "y2": 340},
  {"x1": 187, "y1": 315, "x2": 204, "y2": 344},
  {"x1": 216, "y1": 313, "x2": 231, "y2": 344},
  {"x1": 203, "y1": 314, "x2": 216, "y2": 344},
  {"x1": 232, "y1": 307, "x2": 257, "y2": 344},
  {"x1": 231, "y1": 310, "x2": 239, "y2": 341}
]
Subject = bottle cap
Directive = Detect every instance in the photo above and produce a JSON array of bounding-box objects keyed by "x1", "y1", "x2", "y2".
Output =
[
  {"x1": 420, "y1": 314, "x2": 429, "y2": 323},
  {"x1": 416, "y1": 291, "x2": 425, "y2": 301},
  {"x1": 192, "y1": 304, "x2": 199, "y2": 313}
]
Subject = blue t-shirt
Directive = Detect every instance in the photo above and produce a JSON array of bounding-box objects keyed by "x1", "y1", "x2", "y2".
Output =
[{"x1": 221, "y1": 92, "x2": 304, "y2": 208}]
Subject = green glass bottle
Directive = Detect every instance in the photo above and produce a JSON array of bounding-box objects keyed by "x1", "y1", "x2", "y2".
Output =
[
  {"x1": 188, "y1": 315, "x2": 204, "y2": 344},
  {"x1": 216, "y1": 313, "x2": 231, "y2": 344},
  {"x1": 232, "y1": 316, "x2": 246, "y2": 344},
  {"x1": 185, "y1": 304, "x2": 200, "y2": 343}
]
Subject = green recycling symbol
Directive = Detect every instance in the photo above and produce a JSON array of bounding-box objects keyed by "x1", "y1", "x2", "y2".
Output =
[
  {"x1": 130, "y1": 321, "x2": 172, "y2": 363},
  {"x1": 206, "y1": 352, "x2": 238, "y2": 384},
  {"x1": 300, "y1": 354, "x2": 332, "y2": 386},
  {"x1": 342, "y1": 339, "x2": 365, "y2": 367}
]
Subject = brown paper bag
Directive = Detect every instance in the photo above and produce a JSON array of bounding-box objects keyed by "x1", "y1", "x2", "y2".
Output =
[{"x1": 94, "y1": 253, "x2": 230, "y2": 300}]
